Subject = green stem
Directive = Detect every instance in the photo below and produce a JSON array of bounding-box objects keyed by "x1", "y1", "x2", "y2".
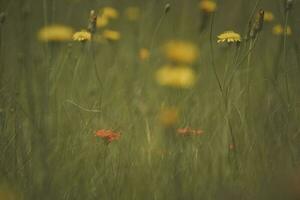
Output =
[
  {"x1": 283, "y1": 10, "x2": 290, "y2": 109},
  {"x1": 71, "y1": 45, "x2": 85, "y2": 99},
  {"x1": 209, "y1": 10, "x2": 238, "y2": 167},
  {"x1": 150, "y1": 11, "x2": 167, "y2": 52},
  {"x1": 246, "y1": 39, "x2": 254, "y2": 111}
]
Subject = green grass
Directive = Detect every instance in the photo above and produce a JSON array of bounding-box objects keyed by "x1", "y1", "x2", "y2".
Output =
[{"x1": 1, "y1": 0, "x2": 300, "y2": 199}]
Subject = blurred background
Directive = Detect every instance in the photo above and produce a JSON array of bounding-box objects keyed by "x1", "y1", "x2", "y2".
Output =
[{"x1": 1, "y1": 0, "x2": 300, "y2": 199}]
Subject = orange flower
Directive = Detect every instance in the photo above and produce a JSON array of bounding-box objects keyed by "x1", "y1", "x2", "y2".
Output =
[
  {"x1": 95, "y1": 129, "x2": 121, "y2": 143},
  {"x1": 229, "y1": 144, "x2": 235, "y2": 150},
  {"x1": 139, "y1": 48, "x2": 150, "y2": 61},
  {"x1": 177, "y1": 127, "x2": 204, "y2": 136},
  {"x1": 159, "y1": 107, "x2": 179, "y2": 127}
]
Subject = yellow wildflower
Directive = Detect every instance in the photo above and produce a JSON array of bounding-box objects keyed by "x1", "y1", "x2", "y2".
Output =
[
  {"x1": 217, "y1": 31, "x2": 241, "y2": 43},
  {"x1": 164, "y1": 40, "x2": 199, "y2": 64},
  {"x1": 73, "y1": 30, "x2": 91, "y2": 42},
  {"x1": 139, "y1": 48, "x2": 150, "y2": 61},
  {"x1": 37, "y1": 24, "x2": 74, "y2": 42},
  {"x1": 272, "y1": 25, "x2": 283, "y2": 35},
  {"x1": 102, "y1": 29, "x2": 121, "y2": 41},
  {"x1": 263, "y1": 11, "x2": 274, "y2": 22},
  {"x1": 272, "y1": 24, "x2": 292, "y2": 36},
  {"x1": 159, "y1": 107, "x2": 179, "y2": 127},
  {"x1": 100, "y1": 7, "x2": 119, "y2": 19},
  {"x1": 156, "y1": 65, "x2": 196, "y2": 88},
  {"x1": 125, "y1": 6, "x2": 140, "y2": 21},
  {"x1": 199, "y1": 0, "x2": 217, "y2": 13},
  {"x1": 96, "y1": 16, "x2": 109, "y2": 28},
  {"x1": 96, "y1": 7, "x2": 118, "y2": 28}
]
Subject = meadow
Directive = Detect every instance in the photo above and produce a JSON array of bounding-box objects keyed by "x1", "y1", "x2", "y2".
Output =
[{"x1": 0, "y1": 0, "x2": 300, "y2": 199}]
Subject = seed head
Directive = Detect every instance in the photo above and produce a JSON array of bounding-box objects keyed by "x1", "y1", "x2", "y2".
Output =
[
  {"x1": 255, "y1": 9, "x2": 265, "y2": 33},
  {"x1": 164, "y1": 3, "x2": 171, "y2": 14},
  {"x1": 248, "y1": 9, "x2": 264, "y2": 40},
  {"x1": 87, "y1": 10, "x2": 97, "y2": 34},
  {"x1": 285, "y1": 0, "x2": 293, "y2": 11},
  {"x1": 0, "y1": 12, "x2": 6, "y2": 25}
]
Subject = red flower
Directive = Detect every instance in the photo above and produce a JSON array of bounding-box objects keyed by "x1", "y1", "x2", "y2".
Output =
[
  {"x1": 95, "y1": 129, "x2": 121, "y2": 143},
  {"x1": 177, "y1": 127, "x2": 204, "y2": 136}
]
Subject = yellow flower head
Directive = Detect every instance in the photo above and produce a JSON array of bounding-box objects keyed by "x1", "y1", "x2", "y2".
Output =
[
  {"x1": 96, "y1": 16, "x2": 109, "y2": 28},
  {"x1": 217, "y1": 31, "x2": 241, "y2": 43},
  {"x1": 272, "y1": 24, "x2": 292, "y2": 36},
  {"x1": 199, "y1": 0, "x2": 217, "y2": 13},
  {"x1": 156, "y1": 65, "x2": 196, "y2": 88},
  {"x1": 37, "y1": 24, "x2": 74, "y2": 42},
  {"x1": 139, "y1": 48, "x2": 150, "y2": 61},
  {"x1": 102, "y1": 29, "x2": 121, "y2": 41},
  {"x1": 73, "y1": 30, "x2": 91, "y2": 42},
  {"x1": 100, "y1": 7, "x2": 119, "y2": 19},
  {"x1": 263, "y1": 11, "x2": 274, "y2": 22},
  {"x1": 159, "y1": 107, "x2": 179, "y2": 127},
  {"x1": 163, "y1": 40, "x2": 199, "y2": 64},
  {"x1": 125, "y1": 7, "x2": 140, "y2": 21}
]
